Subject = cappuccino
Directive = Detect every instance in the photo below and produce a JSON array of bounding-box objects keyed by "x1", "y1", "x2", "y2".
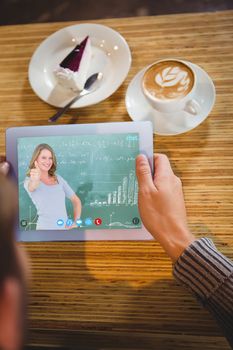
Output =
[{"x1": 142, "y1": 60, "x2": 194, "y2": 101}]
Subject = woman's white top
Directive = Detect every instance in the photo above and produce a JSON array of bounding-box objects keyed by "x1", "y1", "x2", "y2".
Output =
[{"x1": 24, "y1": 174, "x2": 74, "y2": 230}]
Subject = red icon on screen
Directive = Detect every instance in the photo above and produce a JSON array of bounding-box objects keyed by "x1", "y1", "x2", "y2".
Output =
[{"x1": 94, "y1": 218, "x2": 102, "y2": 226}]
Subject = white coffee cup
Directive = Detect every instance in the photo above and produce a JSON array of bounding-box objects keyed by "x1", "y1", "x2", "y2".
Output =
[{"x1": 141, "y1": 59, "x2": 200, "y2": 115}]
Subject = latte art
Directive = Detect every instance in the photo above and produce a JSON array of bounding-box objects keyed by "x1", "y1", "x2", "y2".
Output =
[
  {"x1": 155, "y1": 67, "x2": 190, "y2": 89},
  {"x1": 142, "y1": 61, "x2": 194, "y2": 100}
]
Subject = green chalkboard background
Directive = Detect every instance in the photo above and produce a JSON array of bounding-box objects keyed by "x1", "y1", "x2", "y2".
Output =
[{"x1": 18, "y1": 133, "x2": 141, "y2": 231}]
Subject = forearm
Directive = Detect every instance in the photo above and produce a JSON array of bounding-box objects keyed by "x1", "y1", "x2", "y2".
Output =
[
  {"x1": 173, "y1": 237, "x2": 233, "y2": 347},
  {"x1": 28, "y1": 179, "x2": 40, "y2": 192},
  {"x1": 73, "y1": 198, "x2": 82, "y2": 220}
]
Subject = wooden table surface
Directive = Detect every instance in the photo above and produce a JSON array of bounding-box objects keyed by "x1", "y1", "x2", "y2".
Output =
[{"x1": 0, "y1": 10, "x2": 233, "y2": 350}]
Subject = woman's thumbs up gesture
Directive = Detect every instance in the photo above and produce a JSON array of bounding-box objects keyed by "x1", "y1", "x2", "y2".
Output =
[
  {"x1": 28, "y1": 161, "x2": 41, "y2": 192},
  {"x1": 30, "y1": 161, "x2": 41, "y2": 182}
]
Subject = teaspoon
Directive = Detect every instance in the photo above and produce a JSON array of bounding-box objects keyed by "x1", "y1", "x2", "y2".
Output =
[{"x1": 49, "y1": 72, "x2": 103, "y2": 123}]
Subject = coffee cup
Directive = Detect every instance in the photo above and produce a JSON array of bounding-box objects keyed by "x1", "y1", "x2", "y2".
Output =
[{"x1": 141, "y1": 59, "x2": 200, "y2": 115}]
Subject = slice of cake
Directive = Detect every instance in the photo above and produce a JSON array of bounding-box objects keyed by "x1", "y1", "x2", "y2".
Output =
[{"x1": 55, "y1": 36, "x2": 92, "y2": 91}]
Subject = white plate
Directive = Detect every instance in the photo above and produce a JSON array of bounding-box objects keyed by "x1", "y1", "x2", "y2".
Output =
[
  {"x1": 125, "y1": 62, "x2": 216, "y2": 135},
  {"x1": 29, "y1": 23, "x2": 131, "y2": 108}
]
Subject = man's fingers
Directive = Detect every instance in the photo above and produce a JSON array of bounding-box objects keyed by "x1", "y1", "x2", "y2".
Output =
[
  {"x1": 0, "y1": 161, "x2": 10, "y2": 175},
  {"x1": 154, "y1": 153, "x2": 174, "y2": 179},
  {"x1": 136, "y1": 154, "x2": 155, "y2": 192}
]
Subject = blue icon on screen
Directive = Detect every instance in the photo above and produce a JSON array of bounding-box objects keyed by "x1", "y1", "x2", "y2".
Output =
[
  {"x1": 76, "y1": 219, "x2": 82, "y2": 226},
  {"x1": 66, "y1": 219, "x2": 73, "y2": 227},
  {"x1": 85, "y1": 217, "x2": 92, "y2": 226},
  {"x1": 57, "y1": 219, "x2": 64, "y2": 227}
]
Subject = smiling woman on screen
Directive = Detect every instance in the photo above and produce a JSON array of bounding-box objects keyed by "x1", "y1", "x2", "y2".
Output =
[{"x1": 24, "y1": 143, "x2": 81, "y2": 230}]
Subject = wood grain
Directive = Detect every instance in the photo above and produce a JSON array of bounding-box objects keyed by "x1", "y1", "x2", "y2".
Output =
[{"x1": 0, "y1": 10, "x2": 233, "y2": 350}]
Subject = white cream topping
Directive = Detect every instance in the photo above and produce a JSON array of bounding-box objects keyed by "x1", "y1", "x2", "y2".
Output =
[{"x1": 54, "y1": 37, "x2": 92, "y2": 92}]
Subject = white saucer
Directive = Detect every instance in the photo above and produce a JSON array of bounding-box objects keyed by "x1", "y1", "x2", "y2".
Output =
[
  {"x1": 125, "y1": 62, "x2": 215, "y2": 135},
  {"x1": 29, "y1": 23, "x2": 131, "y2": 108}
]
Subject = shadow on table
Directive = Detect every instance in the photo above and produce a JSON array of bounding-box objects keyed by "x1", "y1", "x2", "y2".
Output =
[
  {"x1": 20, "y1": 79, "x2": 130, "y2": 126},
  {"x1": 25, "y1": 230, "x2": 231, "y2": 350}
]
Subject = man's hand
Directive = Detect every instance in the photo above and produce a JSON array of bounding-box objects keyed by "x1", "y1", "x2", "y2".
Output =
[
  {"x1": 136, "y1": 153, "x2": 195, "y2": 262},
  {"x1": 0, "y1": 160, "x2": 9, "y2": 175}
]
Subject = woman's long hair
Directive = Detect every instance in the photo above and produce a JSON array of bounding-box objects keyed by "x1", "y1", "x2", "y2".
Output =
[{"x1": 26, "y1": 144, "x2": 57, "y2": 177}]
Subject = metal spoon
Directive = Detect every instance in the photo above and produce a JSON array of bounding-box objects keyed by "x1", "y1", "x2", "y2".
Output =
[{"x1": 49, "y1": 72, "x2": 103, "y2": 123}]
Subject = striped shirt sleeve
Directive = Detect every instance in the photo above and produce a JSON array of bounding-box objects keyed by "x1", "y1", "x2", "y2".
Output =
[{"x1": 173, "y1": 237, "x2": 233, "y2": 348}]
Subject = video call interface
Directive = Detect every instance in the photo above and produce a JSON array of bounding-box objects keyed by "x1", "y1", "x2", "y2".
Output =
[{"x1": 17, "y1": 133, "x2": 141, "y2": 231}]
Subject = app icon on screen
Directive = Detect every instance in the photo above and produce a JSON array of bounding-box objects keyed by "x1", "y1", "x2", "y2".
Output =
[
  {"x1": 132, "y1": 217, "x2": 140, "y2": 225},
  {"x1": 94, "y1": 218, "x2": 102, "y2": 226},
  {"x1": 85, "y1": 218, "x2": 92, "y2": 226},
  {"x1": 57, "y1": 219, "x2": 64, "y2": 226},
  {"x1": 66, "y1": 219, "x2": 73, "y2": 227},
  {"x1": 20, "y1": 219, "x2": 28, "y2": 227},
  {"x1": 76, "y1": 219, "x2": 82, "y2": 226}
]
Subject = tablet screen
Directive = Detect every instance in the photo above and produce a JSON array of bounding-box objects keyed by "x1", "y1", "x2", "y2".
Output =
[{"x1": 17, "y1": 133, "x2": 141, "y2": 231}]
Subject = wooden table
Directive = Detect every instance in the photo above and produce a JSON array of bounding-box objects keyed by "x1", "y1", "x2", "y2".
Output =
[{"x1": 0, "y1": 10, "x2": 233, "y2": 350}]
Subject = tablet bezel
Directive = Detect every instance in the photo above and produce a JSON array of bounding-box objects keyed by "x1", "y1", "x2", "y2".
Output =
[{"x1": 6, "y1": 121, "x2": 154, "y2": 241}]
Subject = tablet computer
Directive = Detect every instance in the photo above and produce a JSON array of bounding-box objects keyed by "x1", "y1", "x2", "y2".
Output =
[{"x1": 6, "y1": 121, "x2": 153, "y2": 241}]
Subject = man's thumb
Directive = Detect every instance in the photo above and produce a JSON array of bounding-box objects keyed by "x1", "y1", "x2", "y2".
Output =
[
  {"x1": 0, "y1": 161, "x2": 10, "y2": 175},
  {"x1": 136, "y1": 154, "x2": 154, "y2": 191}
]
